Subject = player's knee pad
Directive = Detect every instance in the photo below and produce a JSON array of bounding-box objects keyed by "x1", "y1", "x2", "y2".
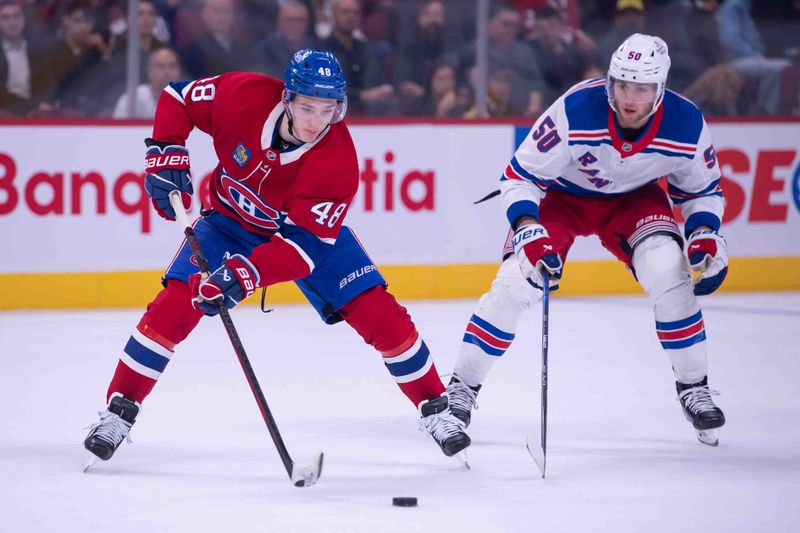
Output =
[
  {"x1": 339, "y1": 286, "x2": 416, "y2": 353},
  {"x1": 475, "y1": 258, "x2": 538, "y2": 324},
  {"x1": 633, "y1": 234, "x2": 692, "y2": 305}
]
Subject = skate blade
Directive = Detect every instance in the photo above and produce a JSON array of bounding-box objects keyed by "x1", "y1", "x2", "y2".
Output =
[
  {"x1": 453, "y1": 450, "x2": 470, "y2": 470},
  {"x1": 83, "y1": 454, "x2": 101, "y2": 473},
  {"x1": 697, "y1": 429, "x2": 719, "y2": 447}
]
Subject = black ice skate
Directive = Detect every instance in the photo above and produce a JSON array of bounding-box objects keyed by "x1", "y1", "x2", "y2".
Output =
[
  {"x1": 676, "y1": 377, "x2": 726, "y2": 447},
  {"x1": 418, "y1": 395, "x2": 471, "y2": 461},
  {"x1": 446, "y1": 375, "x2": 481, "y2": 428},
  {"x1": 83, "y1": 394, "x2": 139, "y2": 470}
]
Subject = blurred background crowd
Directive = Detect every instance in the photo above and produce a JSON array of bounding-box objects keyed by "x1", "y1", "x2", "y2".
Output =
[{"x1": 0, "y1": 0, "x2": 798, "y2": 120}]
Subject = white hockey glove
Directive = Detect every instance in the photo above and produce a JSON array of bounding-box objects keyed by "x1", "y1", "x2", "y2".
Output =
[
  {"x1": 512, "y1": 223, "x2": 563, "y2": 291},
  {"x1": 686, "y1": 229, "x2": 728, "y2": 295}
]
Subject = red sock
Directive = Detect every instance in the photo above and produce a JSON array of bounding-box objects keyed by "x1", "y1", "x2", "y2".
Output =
[{"x1": 106, "y1": 280, "x2": 203, "y2": 404}]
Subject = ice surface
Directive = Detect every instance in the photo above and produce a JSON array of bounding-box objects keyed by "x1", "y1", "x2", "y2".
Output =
[{"x1": 1, "y1": 293, "x2": 798, "y2": 532}]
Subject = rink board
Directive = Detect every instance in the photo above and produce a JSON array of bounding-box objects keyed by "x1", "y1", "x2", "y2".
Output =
[{"x1": 1, "y1": 119, "x2": 798, "y2": 309}]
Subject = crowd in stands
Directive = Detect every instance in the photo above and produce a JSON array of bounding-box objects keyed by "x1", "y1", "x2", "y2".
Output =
[{"x1": 0, "y1": 0, "x2": 797, "y2": 119}]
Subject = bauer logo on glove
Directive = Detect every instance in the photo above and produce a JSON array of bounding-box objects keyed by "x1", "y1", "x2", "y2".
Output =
[
  {"x1": 144, "y1": 142, "x2": 193, "y2": 221},
  {"x1": 145, "y1": 152, "x2": 190, "y2": 171}
]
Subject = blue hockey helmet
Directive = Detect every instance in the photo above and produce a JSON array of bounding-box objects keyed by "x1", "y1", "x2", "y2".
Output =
[{"x1": 283, "y1": 49, "x2": 348, "y2": 123}]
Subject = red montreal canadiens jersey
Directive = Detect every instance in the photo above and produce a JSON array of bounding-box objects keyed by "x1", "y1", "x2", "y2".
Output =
[{"x1": 152, "y1": 72, "x2": 359, "y2": 285}]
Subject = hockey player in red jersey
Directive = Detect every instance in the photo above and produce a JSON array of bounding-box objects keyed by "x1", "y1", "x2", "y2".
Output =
[
  {"x1": 447, "y1": 34, "x2": 727, "y2": 447},
  {"x1": 84, "y1": 49, "x2": 470, "y2": 464}
]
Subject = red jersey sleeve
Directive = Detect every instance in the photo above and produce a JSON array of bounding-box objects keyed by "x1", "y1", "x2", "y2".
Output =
[{"x1": 151, "y1": 72, "x2": 263, "y2": 145}]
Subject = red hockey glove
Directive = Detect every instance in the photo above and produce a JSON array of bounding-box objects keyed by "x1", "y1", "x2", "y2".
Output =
[
  {"x1": 686, "y1": 229, "x2": 728, "y2": 295},
  {"x1": 512, "y1": 223, "x2": 563, "y2": 291},
  {"x1": 144, "y1": 143, "x2": 192, "y2": 221},
  {"x1": 189, "y1": 255, "x2": 260, "y2": 316}
]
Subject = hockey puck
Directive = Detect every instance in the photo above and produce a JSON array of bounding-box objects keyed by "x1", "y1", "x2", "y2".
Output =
[{"x1": 392, "y1": 497, "x2": 418, "y2": 507}]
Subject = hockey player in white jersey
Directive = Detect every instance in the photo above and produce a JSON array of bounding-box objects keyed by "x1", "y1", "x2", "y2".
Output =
[{"x1": 447, "y1": 34, "x2": 728, "y2": 446}]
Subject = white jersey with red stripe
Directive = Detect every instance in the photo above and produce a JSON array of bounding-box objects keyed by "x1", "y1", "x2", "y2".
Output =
[{"x1": 501, "y1": 78, "x2": 724, "y2": 235}]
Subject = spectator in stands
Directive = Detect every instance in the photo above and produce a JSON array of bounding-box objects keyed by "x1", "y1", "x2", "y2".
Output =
[
  {"x1": 751, "y1": 0, "x2": 800, "y2": 60},
  {"x1": 664, "y1": 0, "x2": 742, "y2": 115},
  {"x1": 361, "y1": 0, "x2": 395, "y2": 44},
  {"x1": 0, "y1": 0, "x2": 50, "y2": 116},
  {"x1": 112, "y1": 46, "x2": 180, "y2": 118},
  {"x1": 512, "y1": 0, "x2": 596, "y2": 54},
  {"x1": 254, "y1": 0, "x2": 318, "y2": 78},
  {"x1": 105, "y1": 0, "x2": 166, "y2": 74},
  {"x1": 395, "y1": 0, "x2": 450, "y2": 112},
  {"x1": 595, "y1": 0, "x2": 645, "y2": 67},
  {"x1": 42, "y1": 0, "x2": 105, "y2": 115},
  {"x1": 322, "y1": 0, "x2": 393, "y2": 115},
  {"x1": 128, "y1": 0, "x2": 166, "y2": 55},
  {"x1": 360, "y1": 0, "x2": 396, "y2": 84},
  {"x1": 717, "y1": 0, "x2": 791, "y2": 114},
  {"x1": 460, "y1": 1, "x2": 545, "y2": 116},
  {"x1": 404, "y1": 56, "x2": 461, "y2": 117},
  {"x1": 683, "y1": 63, "x2": 745, "y2": 116},
  {"x1": 463, "y1": 66, "x2": 517, "y2": 118},
  {"x1": 528, "y1": 5, "x2": 597, "y2": 105},
  {"x1": 238, "y1": 0, "x2": 279, "y2": 46},
  {"x1": 644, "y1": 0, "x2": 727, "y2": 92},
  {"x1": 181, "y1": 0, "x2": 250, "y2": 78},
  {"x1": 313, "y1": 0, "x2": 367, "y2": 40}
]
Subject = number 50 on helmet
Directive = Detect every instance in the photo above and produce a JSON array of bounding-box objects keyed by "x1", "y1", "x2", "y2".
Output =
[
  {"x1": 606, "y1": 33, "x2": 671, "y2": 118},
  {"x1": 283, "y1": 49, "x2": 348, "y2": 123}
]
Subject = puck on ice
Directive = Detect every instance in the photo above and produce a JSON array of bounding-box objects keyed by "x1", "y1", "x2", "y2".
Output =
[{"x1": 392, "y1": 497, "x2": 417, "y2": 507}]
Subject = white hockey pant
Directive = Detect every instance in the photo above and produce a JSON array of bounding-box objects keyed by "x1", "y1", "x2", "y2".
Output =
[{"x1": 633, "y1": 234, "x2": 708, "y2": 384}]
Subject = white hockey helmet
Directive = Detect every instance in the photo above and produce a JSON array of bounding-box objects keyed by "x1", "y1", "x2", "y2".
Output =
[{"x1": 606, "y1": 33, "x2": 671, "y2": 117}]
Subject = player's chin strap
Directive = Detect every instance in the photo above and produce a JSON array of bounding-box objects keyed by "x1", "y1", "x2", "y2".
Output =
[{"x1": 282, "y1": 103, "x2": 307, "y2": 145}]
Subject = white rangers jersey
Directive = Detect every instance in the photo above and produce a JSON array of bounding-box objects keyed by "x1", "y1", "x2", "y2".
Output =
[{"x1": 501, "y1": 78, "x2": 724, "y2": 237}]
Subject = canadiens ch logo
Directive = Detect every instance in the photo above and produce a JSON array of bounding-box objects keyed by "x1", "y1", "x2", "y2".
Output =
[
  {"x1": 621, "y1": 142, "x2": 633, "y2": 152},
  {"x1": 232, "y1": 143, "x2": 252, "y2": 168},
  {"x1": 219, "y1": 174, "x2": 281, "y2": 230}
]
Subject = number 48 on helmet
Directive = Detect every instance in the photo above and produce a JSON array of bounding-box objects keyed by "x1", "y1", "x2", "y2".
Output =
[{"x1": 283, "y1": 49, "x2": 348, "y2": 124}]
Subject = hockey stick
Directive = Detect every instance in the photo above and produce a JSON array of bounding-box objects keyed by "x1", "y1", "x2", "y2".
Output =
[
  {"x1": 526, "y1": 272, "x2": 549, "y2": 478},
  {"x1": 169, "y1": 192, "x2": 323, "y2": 487}
]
